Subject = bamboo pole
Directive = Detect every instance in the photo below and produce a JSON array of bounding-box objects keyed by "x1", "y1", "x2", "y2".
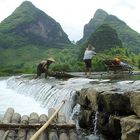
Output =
[
  {"x1": 30, "y1": 100, "x2": 66, "y2": 140},
  {"x1": 0, "y1": 123, "x2": 76, "y2": 129}
]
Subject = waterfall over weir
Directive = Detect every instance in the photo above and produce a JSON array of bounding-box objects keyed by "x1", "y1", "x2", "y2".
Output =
[{"x1": 0, "y1": 75, "x2": 93, "y2": 120}]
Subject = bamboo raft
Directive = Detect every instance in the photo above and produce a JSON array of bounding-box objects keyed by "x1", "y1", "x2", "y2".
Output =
[{"x1": 0, "y1": 107, "x2": 78, "y2": 140}]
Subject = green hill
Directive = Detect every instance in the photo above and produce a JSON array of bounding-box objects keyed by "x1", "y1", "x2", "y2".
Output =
[
  {"x1": 78, "y1": 9, "x2": 140, "y2": 53},
  {"x1": 0, "y1": 1, "x2": 70, "y2": 48},
  {"x1": 87, "y1": 24, "x2": 122, "y2": 52},
  {"x1": 0, "y1": 1, "x2": 74, "y2": 75}
]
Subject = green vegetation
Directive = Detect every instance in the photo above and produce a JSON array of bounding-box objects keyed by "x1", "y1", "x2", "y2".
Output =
[
  {"x1": 0, "y1": 43, "x2": 140, "y2": 76},
  {"x1": 87, "y1": 24, "x2": 122, "y2": 52},
  {"x1": 0, "y1": 3, "x2": 140, "y2": 76},
  {"x1": 0, "y1": 44, "x2": 81, "y2": 76},
  {"x1": 0, "y1": 1, "x2": 37, "y2": 31}
]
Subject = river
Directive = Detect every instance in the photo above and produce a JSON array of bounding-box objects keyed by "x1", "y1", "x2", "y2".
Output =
[{"x1": 0, "y1": 74, "x2": 140, "y2": 140}]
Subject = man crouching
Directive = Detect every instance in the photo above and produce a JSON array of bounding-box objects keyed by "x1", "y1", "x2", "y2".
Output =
[{"x1": 35, "y1": 57, "x2": 55, "y2": 79}]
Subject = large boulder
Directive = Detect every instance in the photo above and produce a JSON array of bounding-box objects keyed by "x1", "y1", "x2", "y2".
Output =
[
  {"x1": 121, "y1": 115, "x2": 140, "y2": 140},
  {"x1": 97, "y1": 91, "x2": 132, "y2": 115}
]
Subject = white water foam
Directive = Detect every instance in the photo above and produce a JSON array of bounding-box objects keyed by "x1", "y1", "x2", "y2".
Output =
[{"x1": 0, "y1": 78, "x2": 47, "y2": 117}]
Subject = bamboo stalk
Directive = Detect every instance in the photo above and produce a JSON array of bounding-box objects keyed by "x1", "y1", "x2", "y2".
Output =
[{"x1": 30, "y1": 100, "x2": 66, "y2": 140}]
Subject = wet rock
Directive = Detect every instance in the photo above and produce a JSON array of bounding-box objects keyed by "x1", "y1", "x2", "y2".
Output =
[
  {"x1": 76, "y1": 87, "x2": 140, "y2": 139},
  {"x1": 121, "y1": 115, "x2": 140, "y2": 140},
  {"x1": 109, "y1": 115, "x2": 121, "y2": 137},
  {"x1": 97, "y1": 112, "x2": 121, "y2": 139},
  {"x1": 76, "y1": 88, "x2": 97, "y2": 111},
  {"x1": 78, "y1": 107, "x2": 94, "y2": 128},
  {"x1": 75, "y1": 88, "x2": 98, "y2": 129},
  {"x1": 97, "y1": 112, "x2": 109, "y2": 135},
  {"x1": 97, "y1": 91, "x2": 132, "y2": 115}
]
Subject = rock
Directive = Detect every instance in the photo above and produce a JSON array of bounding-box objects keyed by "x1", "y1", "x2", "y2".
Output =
[
  {"x1": 121, "y1": 115, "x2": 140, "y2": 140},
  {"x1": 108, "y1": 115, "x2": 121, "y2": 137},
  {"x1": 97, "y1": 112, "x2": 121, "y2": 139},
  {"x1": 76, "y1": 88, "x2": 97, "y2": 111},
  {"x1": 78, "y1": 107, "x2": 94, "y2": 128},
  {"x1": 97, "y1": 112, "x2": 110, "y2": 135},
  {"x1": 97, "y1": 91, "x2": 132, "y2": 115},
  {"x1": 76, "y1": 88, "x2": 140, "y2": 139},
  {"x1": 129, "y1": 91, "x2": 140, "y2": 117}
]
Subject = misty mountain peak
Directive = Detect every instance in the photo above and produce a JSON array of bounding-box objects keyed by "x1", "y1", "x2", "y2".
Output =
[
  {"x1": 94, "y1": 9, "x2": 108, "y2": 19},
  {"x1": 83, "y1": 9, "x2": 108, "y2": 39},
  {"x1": 13, "y1": 1, "x2": 37, "y2": 15},
  {"x1": 19, "y1": 1, "x2": 35, "y2": 8}
]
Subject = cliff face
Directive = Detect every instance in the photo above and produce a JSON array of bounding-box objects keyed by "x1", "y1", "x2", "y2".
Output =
[
  {"x1": 83, "y1": 9, "x2": 108, "y2": 39},
  {"x1": 0, "y1": 1, "x2": 70, "y2": 48}
]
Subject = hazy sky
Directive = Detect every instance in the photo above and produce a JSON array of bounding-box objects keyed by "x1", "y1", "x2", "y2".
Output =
[{"x1": 0, "y1": 0, "x2": 140, "y2": 41}]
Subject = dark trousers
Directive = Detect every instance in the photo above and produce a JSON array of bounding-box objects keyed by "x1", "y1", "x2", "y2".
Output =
[{"x1": 37, "y1": 64, "x2": 48, "y2": 78}]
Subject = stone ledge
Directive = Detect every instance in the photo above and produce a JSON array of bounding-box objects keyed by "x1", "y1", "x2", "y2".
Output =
[{"x1": 120, "y1": 115, "x2": 140, "y2": 140}]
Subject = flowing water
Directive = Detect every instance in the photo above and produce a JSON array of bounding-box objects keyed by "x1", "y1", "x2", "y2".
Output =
[
  {"x1": 0, "y1": 75, "x2": 93, "y2": 120},
  {"x1": 0, "y1": 74, "x2": 140, "y2": 139},
  {"x1": 0, "y1": 77, "x2": 47, "y2": 118}
]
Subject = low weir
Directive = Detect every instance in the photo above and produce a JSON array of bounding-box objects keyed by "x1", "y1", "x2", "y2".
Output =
[
  {"x1": 5, "y1": 76, "x2": 79, "y2": 120},
  {"x1": 0, "y1": 75, "x2": 94, "y2": 140}
]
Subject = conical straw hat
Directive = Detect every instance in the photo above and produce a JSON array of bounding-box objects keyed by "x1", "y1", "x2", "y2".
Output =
[{"x1": 47, "y1": 57, "x2": 55, "y2": 62}]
